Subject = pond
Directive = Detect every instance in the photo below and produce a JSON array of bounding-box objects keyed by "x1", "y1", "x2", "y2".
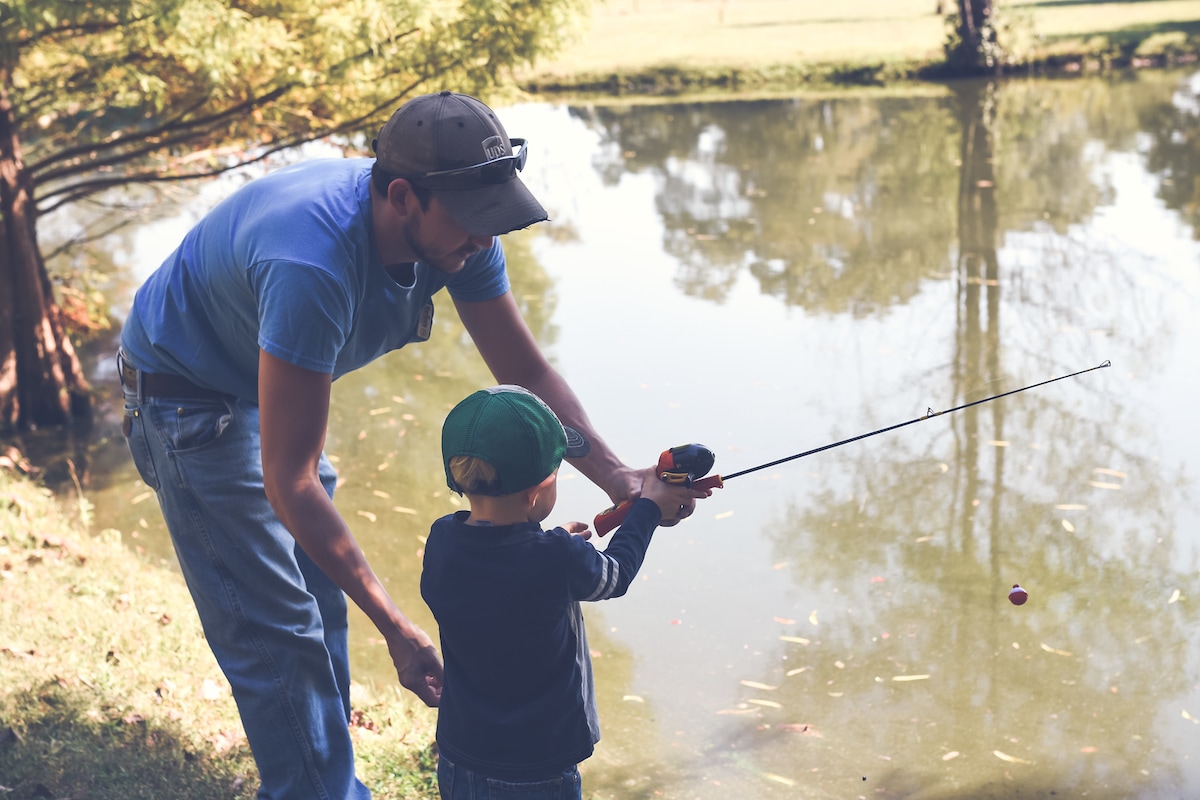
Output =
[{"x1": 60, "y1": 70, "x2": 1200, "y2": 798}]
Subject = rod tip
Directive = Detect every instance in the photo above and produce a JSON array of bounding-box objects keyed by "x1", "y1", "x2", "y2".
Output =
[{"x1": 1100, "y1": 359, "x2": 1111, "y2": 368}]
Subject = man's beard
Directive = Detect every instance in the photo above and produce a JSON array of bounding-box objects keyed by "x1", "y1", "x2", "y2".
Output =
[{"x1": 404, "y1": 221, "x2": 476, "y2": 275}]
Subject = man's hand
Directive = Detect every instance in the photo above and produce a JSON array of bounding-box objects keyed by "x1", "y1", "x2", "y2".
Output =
[
  {"x1": 388, "y1": 628, "x2": 444, "y2": 707},
  {"x1": 637, "y1": 466, "x2": 712, "y2": 525}
]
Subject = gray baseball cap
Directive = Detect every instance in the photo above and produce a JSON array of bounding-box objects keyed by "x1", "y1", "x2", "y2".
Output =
[{"x1": 372, "y1": 91, "x2": 549, "y2": 236}]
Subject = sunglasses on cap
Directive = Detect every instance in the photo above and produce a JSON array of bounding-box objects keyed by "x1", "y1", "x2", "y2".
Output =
[{"x1": 399, "y1": 139, "x2": 529, "y2": 191}]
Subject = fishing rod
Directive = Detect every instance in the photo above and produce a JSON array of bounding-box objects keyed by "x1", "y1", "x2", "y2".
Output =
[{"x1": 595, "y1": 360, "x2": 1111, "y2": 535}]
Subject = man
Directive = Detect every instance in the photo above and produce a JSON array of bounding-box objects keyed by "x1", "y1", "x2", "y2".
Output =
[{"x1": 118, "y1": 90, "x2": 702, "y2": 799}]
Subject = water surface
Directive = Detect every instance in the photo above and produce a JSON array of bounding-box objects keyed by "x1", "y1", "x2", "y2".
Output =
[{"x1": 70, "y1": 71, "x2": 1200, "y2": 798}]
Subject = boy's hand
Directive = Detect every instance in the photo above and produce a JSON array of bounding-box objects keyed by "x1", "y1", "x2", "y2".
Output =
[
  {"x1": 562, "y1": 520, "x2": 592, "y2": 540},
  {"x1": 637, "y1": 465, "x2": 712, "y2": 523}
]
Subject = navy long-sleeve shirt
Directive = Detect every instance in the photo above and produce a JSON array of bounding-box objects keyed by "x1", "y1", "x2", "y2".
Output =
[{"x1": 420, "y1": 497, "x2": 663, "y2": 781}]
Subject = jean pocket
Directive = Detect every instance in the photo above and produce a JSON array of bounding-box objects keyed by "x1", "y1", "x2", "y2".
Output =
[
  {"x1": 486, "y1": 775, "x2": 563, "y2": 800},
  {"x1": 163, "y1": 399, "x2": 234, "y2": 455},
  {"x1": 123, "y1": 404, "x2": 161, "y2": 492}
]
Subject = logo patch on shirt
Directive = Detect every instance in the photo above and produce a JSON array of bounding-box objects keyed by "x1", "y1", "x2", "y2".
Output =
[{"x1": 415, "y1": 302, "x2": 434, "y2": 342}]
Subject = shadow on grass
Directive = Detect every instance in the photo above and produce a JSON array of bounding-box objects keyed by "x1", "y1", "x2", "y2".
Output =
[
  {"x1": 1042, "y1": 18, "x2": 1200, "y2": 46},
  {"x1": 0, "y1": 680, "x2": 256, "y2": 800},
  {"x1": 1024, "y1": 0, "x2": 1174, "y2": 7}
]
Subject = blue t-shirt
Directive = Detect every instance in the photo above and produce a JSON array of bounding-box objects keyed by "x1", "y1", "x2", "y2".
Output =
[{"x1": 121, "y1": 158, "x2": 509, "y2": 402}]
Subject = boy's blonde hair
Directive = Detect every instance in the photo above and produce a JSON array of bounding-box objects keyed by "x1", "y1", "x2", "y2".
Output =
[{"x1": 447, "y1": 454, "x2": 503, "y2": 496}]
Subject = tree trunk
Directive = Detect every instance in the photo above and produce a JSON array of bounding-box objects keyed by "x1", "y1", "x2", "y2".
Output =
[
  {"x1": 954, "y1": 0, "x2": 997, "y2": 73},
  {"x1": 0, "y1": 76, "x2": 92, "y2": 432}
]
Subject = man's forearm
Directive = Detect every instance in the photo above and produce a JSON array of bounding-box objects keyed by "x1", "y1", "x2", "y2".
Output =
[
  {"x1": 269, "y1": 479, "x2": 414, "y2": 637},
  {"x1": 521, "y1": 369, "x2": 631, "y2": 502}
]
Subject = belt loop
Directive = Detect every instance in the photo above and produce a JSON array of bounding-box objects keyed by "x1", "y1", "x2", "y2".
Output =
[{"x1": 117, "y1": 348, "x2": 144, "y2": 404}]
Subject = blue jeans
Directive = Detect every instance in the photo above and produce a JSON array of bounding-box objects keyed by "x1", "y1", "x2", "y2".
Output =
[
  {"x1": 120, "y1": 360, "x2": 369, "y2": 800},
  {"x1": 437, "y1": 756, "x2": 582, "y2": 800}
]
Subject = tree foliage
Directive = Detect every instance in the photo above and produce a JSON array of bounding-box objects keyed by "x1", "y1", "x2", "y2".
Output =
[
  {"x1": 7, "y1": 0, "x2": 586, "y2": 211},
  {"x1": 0, "y1": 0, "x2": 586, "y2": 433}
]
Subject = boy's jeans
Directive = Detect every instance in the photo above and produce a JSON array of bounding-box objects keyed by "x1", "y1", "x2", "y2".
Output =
[
  {"x1": 121, "y1": 371, "x2": 369, "y2": 800},
  {"x1": 438, "y1": 755, "x2": 582, "y2": 800}
]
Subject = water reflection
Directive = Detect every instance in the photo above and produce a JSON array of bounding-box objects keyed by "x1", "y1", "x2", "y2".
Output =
[{"x1": 53, "y1": 70, "x2": 1200, "y2": 798}]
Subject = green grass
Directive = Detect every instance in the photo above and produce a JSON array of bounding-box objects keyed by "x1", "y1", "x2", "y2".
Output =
[
  {"x1": 520, "y1": 0, "x2": 1200, "y2": 94},
  {"x1": 0, "y1": 471, "x2": 438, "y2": 800}
]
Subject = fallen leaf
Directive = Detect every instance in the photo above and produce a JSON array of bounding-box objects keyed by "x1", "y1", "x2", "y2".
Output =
[
  {"x1": 942, "y1": 751, "x2": 960, "y2": 761},
  {"x1": 1168, "y1": 589, "x2": 1181, "y2": 604},
  {"x1": 1089, "y1": 481, "x2": 1121, "y2": 490},
  {"x1": 200, "y1": 678, "x2": 224, "y2": 701},
  {"x1": 747, "y1": 698, "x2": 782, "y2": 709},
  {"x1": 392, "y1": 506, "x2": 416, "y2": 514},
  {"x1": 1039, "y1": 643, "x2": 1073, "y2": 657},
  {"x1": 369, "y1": 407, "x2": 391, "y2": 416},
  {"x1": 622, "y1": 695, "x2": 645, "y2": 703},
  {"x1": 356, "y1": 511, "x2": 377, "y2": 523},
  {"x1": 1081, "y1": 746, "x2": 1098, "y2": 753},
  {"x1": 372, "y1": 490, "x2": 390, "y2": 498},
  {"x1": 1183, "y1": 709, "x2": 1199, "y2": 724},
  {"x1": 715, "y1": 511, "x2": 734, "y2": 520},
  {"x1": 1093, "y1": 467, "x2": 1126, "y2": 478},
  {"x1": 1062, "y1": 519, "x2": 1075, "y2": 532},
  {"x1": 993, "y1": 750, "x2": 1033, "y2": 765},
  {"x1": 986, "y1": 440, "x2": 1010, "y2": 447},
  {"x1": 1055, "y1": 504, "x2": 1087, "y2": 510},
  {"x1": 763, "y1": 773, "x2": 796, "y2": 787},
  {"x1": 779, "y1": 636, "x2": 810, "y2": 645},
  {"x1": 209, "y1": 729, "x2": 242, "y2": 754},
  {"x1": 870, "y1": 576, "x2": 885, "y2": 583},
  {"x1": 785, "y1": 667, "x2": 809, "y2": 676},
  {"x1": 892, "y1": 674, "x2": 931, "y2": 682},
  {"x1": 773, "y1": 616, "x2": 797, "y2": 625},
  {"x1": 715, "y1": 708, "x2": 757, "y2": 715},
  {"x1": 740, "y1": 680, "x2": 778, "y2": 691},
  {"x1": 779, "y1": 723, "x2": 820, "y2": 735},
  {"x1": 808, "y1": 610, "x2": 819, "y2": 626}
]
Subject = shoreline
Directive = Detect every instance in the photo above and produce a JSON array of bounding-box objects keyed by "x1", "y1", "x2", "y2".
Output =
[{"x1": 520, "y1": 50, "x2": 1200, "y2": 102}]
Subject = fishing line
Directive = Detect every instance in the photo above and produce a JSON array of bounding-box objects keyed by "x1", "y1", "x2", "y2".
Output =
[{"x1": 718, "y1": 360, "x2": 1111, "y2": 483}]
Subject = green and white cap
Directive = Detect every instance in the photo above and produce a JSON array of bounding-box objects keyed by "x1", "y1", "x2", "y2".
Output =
[{"x1": 442, "y1": 385, "x2": 589, "y2": 496}]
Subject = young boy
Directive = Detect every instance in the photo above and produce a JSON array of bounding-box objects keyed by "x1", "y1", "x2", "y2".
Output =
[{"x1": 421, "y1": 385, "x2": 709, "y2": 799}]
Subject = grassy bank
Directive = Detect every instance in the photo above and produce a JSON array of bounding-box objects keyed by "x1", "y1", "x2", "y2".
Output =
[
  {"x1": 0, "y1": 471, "x2": 439, "y2": 800},
  {"x1": 520, "y1": 0, "x2": 1200, "y2": 97}
]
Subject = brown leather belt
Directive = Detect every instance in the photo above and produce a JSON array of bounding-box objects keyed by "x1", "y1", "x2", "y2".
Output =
[{"x1": 119, "y1": 353, "x2": 229, "y2": 401}]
